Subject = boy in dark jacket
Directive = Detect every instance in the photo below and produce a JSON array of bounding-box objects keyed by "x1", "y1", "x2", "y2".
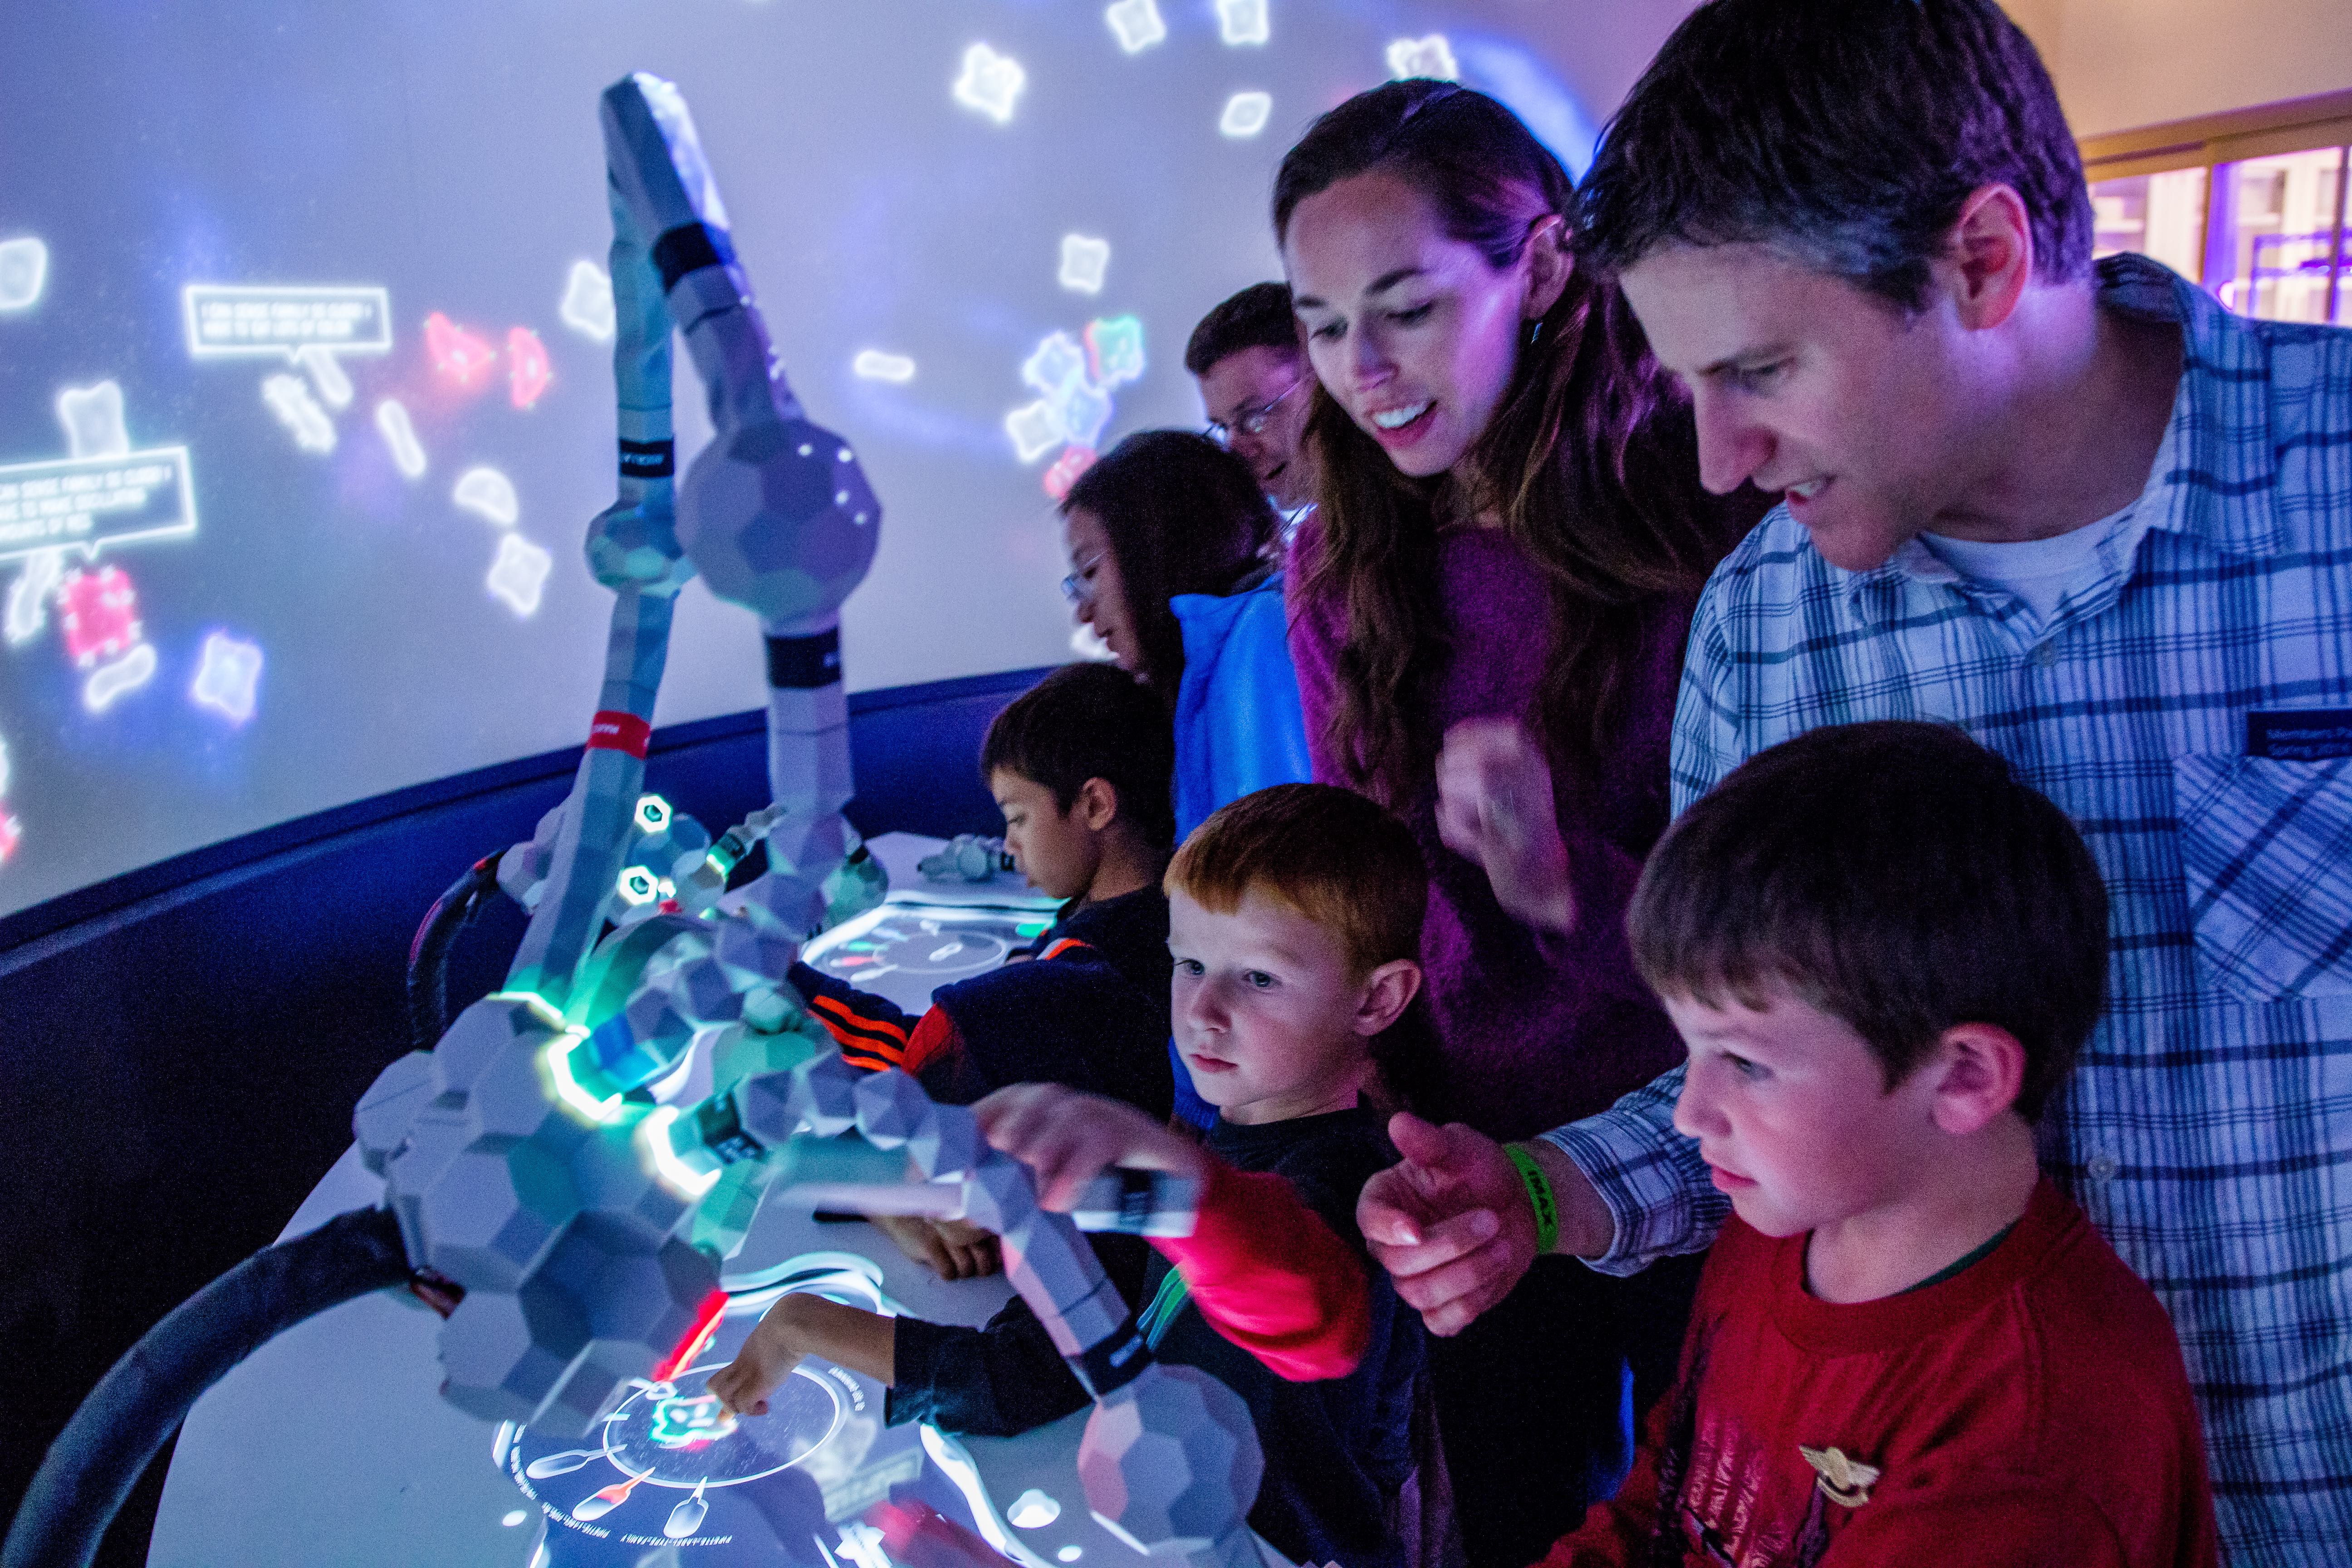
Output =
[
  {"x1": 788, "y1": 662, "x2": 1177, "y2": 1276},
  {"x1": 715, "y1": 785, "x2": 1434, "y2": 1568}
]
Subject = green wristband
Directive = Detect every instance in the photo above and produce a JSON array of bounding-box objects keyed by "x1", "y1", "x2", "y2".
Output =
[{"x1": 1504, "y1": 1143, "x2": 1559, "y2": 1255}]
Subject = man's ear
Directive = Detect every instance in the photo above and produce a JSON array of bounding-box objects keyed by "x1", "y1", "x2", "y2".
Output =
[
  {"x1": 1924, "y1": 1022, "x2": 2027, "y2": 1136},
  {"x1": 1938, "y1": 184, "x2": 2034, "y2": 332},
  {"x1": 1071, "y1": 775, "x2": 1121, "y2": 833},
  {"x1": 1524, "y1": 212, "x2": 1575, "y2": 322},
  {"x1": 1352, "y1": 959, "x2": 1424, "y2": 1037}
]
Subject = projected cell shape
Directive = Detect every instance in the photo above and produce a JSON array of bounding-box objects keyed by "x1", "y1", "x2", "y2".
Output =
[
  {"x1": 376, "y1": 399, "x2": 427, "y2": 478},
  {"x1": 57, "y1": 567, "x2": 140, "y2": 667},
  {"x1": 454, "y1": 466, "x2": 520, "y2": 527},
  {"x1": 1104, "y1": 0, "x2": 1166, "y2": 54},
  {"x1": 952, "y1": 43, "x2": 1026, "y2": 125},
  {"x1": 190, "y1": 631, "x2": 263, "y2": 724},
  {"x1": 0, "y1": 733, "x2": 10, "y2": 797},
  {"x1": 508, "y1": 328, "x2": 552, "y2": 409},
  {"x1": 1057, "y1": 380, "x2": 1112, "y2": 450},
  {"x1": 1005, "y1": 401, "x2": 1063, "y2": 464},
  {"x1": 559, "y1": 260, "x2": 617, "y2": 343},
  {"x1": 262, "y1": 374, "x2": 336, "y2": 454},
  {"x1": 1085, "y1": 316, "x2": 1145, "y2": 388},
  {"x1": 1220, "y1": 92, "x2": 1272, "y2": 138},
  {"x1": 1009, "y1": 1490, "x2": 1063, "y2": 1529},
  {"x1": 851, "y1": 350, "x2": 916, "y2": 384},
  {"x1": 56, "y1": 381, "x2": 130, "y2": 460},
  {"x1": 1023, "y1": 333, "x2": 1089, "y2": 398},
  {"x1": 1058, "y1": 235, "x2": 1111, "y2": 295},
  {"x1": 295, "y1": 343, "x2": 354, "y2": 410},
  {"x1": 487, "y1": 531, "x2": 553, "y2": 616},
  {"x1": 425, "y1": 311, "x2": 499, "y2": 390},
  {"x1": 1387, "y1": 34, "x2": 1459, "y2": 82},
  {"x1": 1217, "y1": 0, "x2": 1269, "y2": 46},
  {"x1": 6, "y1": 549, "x2": 64, "y2": 646},
  {"x1": 0, "y1": 238, "x2": 47, "y2": 311},
  {"x1": 83, "y1": 642, "x2": 157, "y2": 714},
  {"x1": 0, "y1": 811, "x2": 19, "y2": 866},
  {"x1": 1043, "y1": 446, "x2": 1096, "y2": 502}
]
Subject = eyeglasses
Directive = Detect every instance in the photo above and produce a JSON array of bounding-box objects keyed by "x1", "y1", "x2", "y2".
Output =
[
  {"x1": 1059, "y1": 554, "x2": 1103, "y2": 606},
  {"x1": 1205, "y1": 378, "x2": 1306, "y2": 447}
]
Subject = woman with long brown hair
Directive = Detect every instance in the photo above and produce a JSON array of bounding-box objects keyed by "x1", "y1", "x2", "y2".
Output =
[{"x1": 1275, "y1": 80, "x2": 1766, "y2": 1567}]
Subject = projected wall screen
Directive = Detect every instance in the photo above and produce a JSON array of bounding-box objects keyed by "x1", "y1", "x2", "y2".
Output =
[{"x1": 0, "y1": 0, "x2": 1596, "y2": 919}]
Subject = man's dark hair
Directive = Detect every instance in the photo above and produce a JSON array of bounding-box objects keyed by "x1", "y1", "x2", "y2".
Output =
[
  {"x1": 1629, "y1": 721, "x2": 2108, "y2": 1121},
  {"x1": 1573, "y1": 0, "x2": 2093, "y2": 310},
  {"x1": 980, "y1": 662, "x2": 1176, "y2": 850},
  {"x1": 1184, "y1": 282, "x2": 1301, "y2": 377}
]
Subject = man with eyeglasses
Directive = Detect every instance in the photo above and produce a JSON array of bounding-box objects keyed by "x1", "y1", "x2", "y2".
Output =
[{"x1": 1186, "y1": 282, "x2": 1318, "y2": 516}]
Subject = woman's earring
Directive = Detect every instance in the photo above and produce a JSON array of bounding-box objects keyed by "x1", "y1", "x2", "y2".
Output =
[{"x1": 1527, "y1": 318, "x2": 1544, "y2": 348}]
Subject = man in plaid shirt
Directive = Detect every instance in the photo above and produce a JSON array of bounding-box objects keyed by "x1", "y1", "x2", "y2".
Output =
[{"x1": 1354, "y1": 3, "x2": 2352, "y2": 1563}]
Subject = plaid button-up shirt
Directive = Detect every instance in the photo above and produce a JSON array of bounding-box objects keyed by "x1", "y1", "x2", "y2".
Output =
[{"x1": 1543, "y1": 255, "x2": 2352, "y2": 1567}]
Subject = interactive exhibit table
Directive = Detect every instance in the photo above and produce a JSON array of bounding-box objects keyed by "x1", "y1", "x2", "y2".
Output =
[{"x1": 146, "y1": 834, "x2": 1245, "y2": 1568}]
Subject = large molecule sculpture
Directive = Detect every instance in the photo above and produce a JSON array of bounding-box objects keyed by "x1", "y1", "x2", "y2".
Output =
[{"x1": 345, "y1": 74, "x2": 1269, "y2": 1568}]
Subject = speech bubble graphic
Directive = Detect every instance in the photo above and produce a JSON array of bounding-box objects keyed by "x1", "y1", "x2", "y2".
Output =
[
  {"x1": 183, "y1": 284, "x2": 393, "y2": 361},
  {"x1": 0, "y1": 448, "x2": 198, "y2": 566}
]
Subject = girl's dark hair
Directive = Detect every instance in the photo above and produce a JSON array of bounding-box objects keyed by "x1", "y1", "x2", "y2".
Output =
[
  {"x1": 1274, "y1": 81, "x2": 1763, "y2": 805},
  {"x1": 1573, "y1": 0, "x2": 2091, "y2": 309},
  {"x1": 1061, "y1": 430, "x2": 1281, "y2": 708}
]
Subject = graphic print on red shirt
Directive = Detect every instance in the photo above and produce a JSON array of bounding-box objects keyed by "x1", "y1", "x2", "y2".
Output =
[{"x1": 1542, "y1": 1179, "x2": 2218, "y2": 1568}]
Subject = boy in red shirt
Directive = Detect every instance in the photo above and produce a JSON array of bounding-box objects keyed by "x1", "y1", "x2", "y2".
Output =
[{"x1": 1541, "y1": 720, "x2": 2215, "y2": 1568}]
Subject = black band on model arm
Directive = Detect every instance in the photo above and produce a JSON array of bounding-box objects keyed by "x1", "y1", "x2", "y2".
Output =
[
  {"x1": 651, "y1": 222, "x2": 739, "y2": 292},
  {"x1": 765, "y1": 628, "x2": 842, "y2": 690},
  {"x1": 617, "y1": 437, "x2": 675, "y2": 479},
  {"x1": 1065, "y1": 1313, "x2": 1154, "y2": 1399}
]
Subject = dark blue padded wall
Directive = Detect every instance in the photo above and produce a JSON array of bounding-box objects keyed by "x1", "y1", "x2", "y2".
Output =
[{"x1": 0, "y1": 664, "x2": 1048, "y2": 1568}]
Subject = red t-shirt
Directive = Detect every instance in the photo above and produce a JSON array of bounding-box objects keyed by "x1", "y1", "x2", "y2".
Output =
[{"x1": 1542, "y1": 1179, "x2": 2217, "y2": 1568}]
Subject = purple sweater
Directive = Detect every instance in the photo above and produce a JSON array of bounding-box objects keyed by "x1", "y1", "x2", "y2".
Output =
[{"x1": 1287, "y1": 520, "x2": 1689, "y2": 1141}]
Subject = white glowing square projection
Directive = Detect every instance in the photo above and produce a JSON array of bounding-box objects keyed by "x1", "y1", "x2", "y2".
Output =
[
  {"x1": 1005, "y1": 401, "x2": 1062, "y2": 464},
  {"x1": 376, "y1": 399, "x2": 426, "y2": 478},
  {"x1": 1220, "y1": 92, "x2": 1272, "y2": 138},
  {"x1": 1023, "y1": 333, "x2": 1088, "y2": 398},
  {"x1": 454, "y1": 466, "x2": 519, "y2": 527},
  {"x1": 1058, "y1": 235, "x2": 1111, "y2": 294},
  {"x1": 953, "y1": 44, "x2": 1025, "y2": 124},
  {"x1": 1218, "y1": 0, "x2": 1270, "y2": 46},
  {"x1": 261, "y1": 374, "x2": 336, "y2": 454},
  {"x1": 852, "y1": 350, "x2": 916, "y2": 383},
  {"x1": 560, "y1": 260, "x2": 616, "y2": 342},
  {"x1": 56, "y1": 381, "x2": 130, "y2": 459},
  {"x1": 1387, "y1": 35, "x2": 1459, "y2": 82},
  {"x1": 487, "y1": 532, "x2": 553, "y2": 616},
  {"x1": 1105, "y1": 0, "x2": 1166, "y2": 54},
  {"x1": 191, "y1": 632, "x2": 263, "y2": 724},
  {"x1": 0, "y1": 238, "x2": 49, "y2": 312}
]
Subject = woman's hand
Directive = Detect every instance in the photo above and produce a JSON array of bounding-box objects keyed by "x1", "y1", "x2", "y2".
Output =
[
  {"x1": 869, "y1": 1213, "x2": 1003, "y2": 1280},
  {"x1": 975, "y1": 1083, "x2": 1207, "y2": 1213},
  {"x1": 1435, "y1": 717, "x2": 1576, "y2": 932}
]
